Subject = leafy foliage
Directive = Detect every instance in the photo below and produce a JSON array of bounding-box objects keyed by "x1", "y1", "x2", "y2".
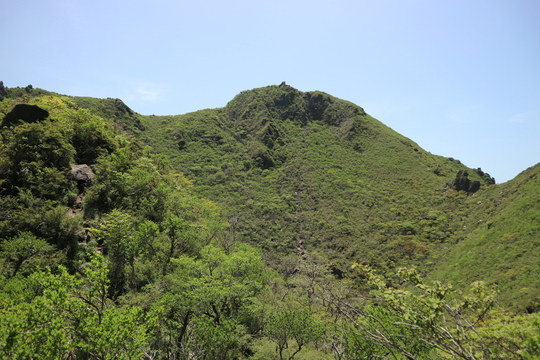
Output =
[
  {"x1": 0, "y1": 232, "x2": 57, "y2": 278},
  {"x1": 0, "y1": 255, "x2": 152, "y2": 359}
]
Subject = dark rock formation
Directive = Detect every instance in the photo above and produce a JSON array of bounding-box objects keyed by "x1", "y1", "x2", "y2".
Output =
[
  {"x1": 71, "y1": 164, "x2": 96, "y2": 181},
  {"x1": 2, "y1": 104, "x2": 49, "y2": 127},
  {"x1": 448, "y1": 170, "x2": 481, "y2": 193}
]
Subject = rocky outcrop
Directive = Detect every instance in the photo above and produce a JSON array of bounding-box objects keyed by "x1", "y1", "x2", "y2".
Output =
[
  {"x1": 67, "y1": 165, "x2": 95, "y2": 217},
  {"x1": 448, "y1": 170, "x2": 481, "y2": 193},
  {"x1": 2, "y1": 104, "x2": 49, "y2": 126},
  {"x1": 71, "y1": 164, "x2": 95, "y2": 193},
  {"x1": 71, "y1": 164, "x2": 96, "y2": 181}
]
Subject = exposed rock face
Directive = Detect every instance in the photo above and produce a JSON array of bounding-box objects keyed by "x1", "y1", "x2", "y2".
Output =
[
  {"x1": 71, "y1": 164, "x2": 96, "y2": 181},
  {"x1": 67, "y1": 165, "x2": 95, "y2": 216},
  {"x1": 71, "y1": 165, "x2": 96, "y2": 193},
  {"x1": 2, "y1": 104, "x2": 49, "y2": 126},
  {"x1": 448, "y1": 170, "x2": 481, "y2": 193}
]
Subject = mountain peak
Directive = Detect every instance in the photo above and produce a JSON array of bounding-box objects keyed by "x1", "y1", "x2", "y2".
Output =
[{"x1": 224, "y1": 84, "x2": 366, "y2": 132}]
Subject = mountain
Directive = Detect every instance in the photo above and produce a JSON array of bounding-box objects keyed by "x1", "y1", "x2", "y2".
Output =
[
  {"x1": 4, "y1": 82, "x2": 535, "y2": 308},
  {"x1": 1, "y1": 82, "x2": 539, "y2": 359},
  {"x1": 133, "y1": 90, "x2": 482, "y2": 251},
  {"x1": 130, "y1": 84, "x2": 537, "y2": 310}
]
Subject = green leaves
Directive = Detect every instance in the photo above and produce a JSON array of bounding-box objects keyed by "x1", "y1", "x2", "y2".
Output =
[
  {"x1": 164, "y1": 243, "x2": 266, "y2": 317},
  {"x1": 0, "y1": 255, "x2": 152, "y2": 359},
  {"x1": 1, "y1": 120, "x2": 76, "y2": 201},
  {"x1": 344, "y1": 265, "x2": 525, "y2": 359},
  {"x1": 1, "y1": 83, "x2": 538, "y2": 359},
  {"x1": 0, "y1": 232, "x2": 56, "y2": 278},
  {"x1": 143, "y1": 244, "x2": 266, "y2": 358},
  {"x1": 265, "y1": 307, "x2": 325, "y2": 360}
]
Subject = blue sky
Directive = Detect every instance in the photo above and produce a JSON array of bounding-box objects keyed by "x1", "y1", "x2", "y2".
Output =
[{"x1": 3, "y1": 0, "x2": 539, "y2": 183}]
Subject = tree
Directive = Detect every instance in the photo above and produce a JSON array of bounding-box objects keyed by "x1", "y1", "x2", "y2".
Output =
[
  {"x1": 265, "y1": 307, "x2": 325, "y2": 360},
  {"x1": 2, "y1": 120, "x2": 76, "y2": 201},
  {"x1": 89, "y1": 209, "x2": 140, "y2": 298},
  {"x1": 335, "y1": 264, "x2": 514, "y2": 359},
  {"x1": 0, "y1": 254, "x2": 153, "y2": 359},
  {"x1": 146, "y1": 244, "x2": 267, "y2": 359},
  {"x1": 0, "y1": 232, "x2": 56, "y2": 278}
]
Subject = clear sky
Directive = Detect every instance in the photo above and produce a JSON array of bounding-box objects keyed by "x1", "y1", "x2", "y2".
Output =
[{"x1": 3, "y1": 0, "x2": 539, "y2": 183}]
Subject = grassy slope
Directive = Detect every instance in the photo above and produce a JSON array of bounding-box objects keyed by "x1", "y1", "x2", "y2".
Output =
[
  {"x1": 134, "y1": 85, "x2": 493, "y2": 276},
  {"x1": 431, "y1": 163, "x2": 540, "y2": 311}
]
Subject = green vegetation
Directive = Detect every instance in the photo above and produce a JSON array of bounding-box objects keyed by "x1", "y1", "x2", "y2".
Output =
[
  {"x1": 432, "y1": 163, "x2": 540, "y2": 311},
  {"x1": 0, "y1": 82, "x2": 538, "y2": 358}
]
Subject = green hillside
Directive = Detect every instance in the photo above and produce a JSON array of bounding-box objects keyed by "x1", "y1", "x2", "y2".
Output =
[
  {"x1": 0, "y1": 82, "x2": 539, "y2": 359},
  {"x1": 132, "y1": 84, "x2": 539, "y2": 311},
  {"x1": 431, "y1": 163, "x2": 540, "y2": 311},
  {"x1": 133, "y1": 85, "x2": 497, "y2": 273}
]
